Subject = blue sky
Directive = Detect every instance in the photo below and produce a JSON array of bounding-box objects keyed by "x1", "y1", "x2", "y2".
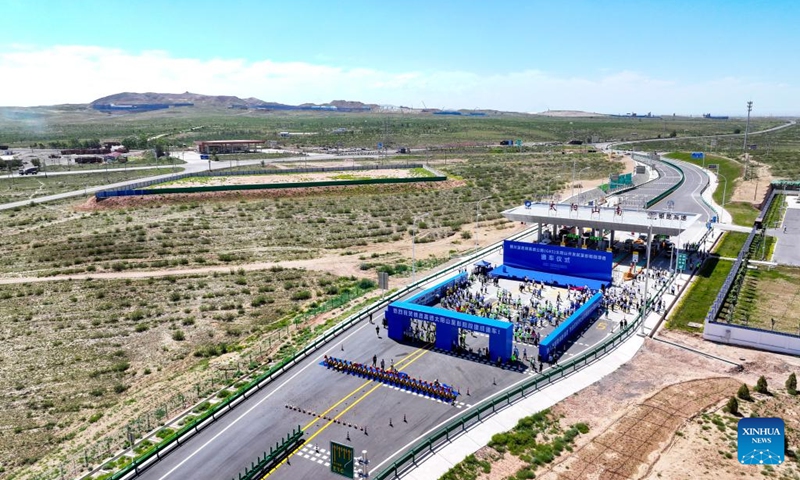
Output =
[{"x1": 1, "y1": 0, "x2": 798, "y2": 114}]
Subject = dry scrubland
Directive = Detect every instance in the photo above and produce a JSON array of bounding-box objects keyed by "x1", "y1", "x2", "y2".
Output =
[
  {"x1": 0, "y1": 168, "x2": 180, "y2": 205},
  {"x1": 0, "y1": 153, "x2": 624, "y2": 477},
  {"x1": 0, "y1": 154, "x2": 621, "y2": 278},
  {"x1": 0, "y1": 268, "x2": 370, "y2": 475},
  {"x1": 442, "y1": 335, "x2": 800, "y2": 480}
]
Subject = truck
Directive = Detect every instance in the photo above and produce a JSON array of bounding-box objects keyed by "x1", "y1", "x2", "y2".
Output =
[{"x1": 19, "y1": 166, "x2": 39, "y2": 175}]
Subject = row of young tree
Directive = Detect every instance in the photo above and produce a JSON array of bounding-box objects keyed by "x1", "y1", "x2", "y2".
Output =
[
  {"x1": 725, "y1": 373, "x2": 796, "y2": 415},
  {"x1": 24, "y1": 136, "x2": 169, "y2": 156}
]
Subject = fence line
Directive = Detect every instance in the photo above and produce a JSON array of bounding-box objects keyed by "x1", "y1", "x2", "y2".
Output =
[
  {"x1": 94, "y1": 228, "x2": 537, "y2": 480},
  {"x1": 705, "y1": 186, "x2": 777, "y2": 325},
  {"x1": 373, "y1": 273, "x2": 675, "y2": 479}
]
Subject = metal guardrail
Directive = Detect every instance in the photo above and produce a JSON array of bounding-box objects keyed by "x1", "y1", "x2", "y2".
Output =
[
  {"x1": 645, "y1": 158, "x2": 685, "y2": 208},
  {"x1": 106, "y1": 226, "x2": 537, "y2": 480},
  {"x1": 705, "y1": 188, "x2": 777, "y2": 324},
  {"x1": 96, "y1": 163, "x2": 427, "y2": 198},
  {"x1": 106, "y1": 166, "x2": 685, "y2": 480},
  {"x1": 232, "y1": 426, "x2": 303, "y2": 480},
  {"x1": 373, "y1": 273, "x2": 675, "y2": 480},
  {"x1": 97, "y1": 176, "x2": 446, "y2": 199}
]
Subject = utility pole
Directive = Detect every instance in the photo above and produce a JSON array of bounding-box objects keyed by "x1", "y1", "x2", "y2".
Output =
[
  {"x1": 474, "y1": 195, "x2": 492, "y2": 250},
  {"x1": 641, "y1": 222, "x2": 653, "y2": 335},
  {"x1": 411, "y1": 213, "x2": 430, "y2": 283},
  {"x1": 743, "y1": 101, "x2": 753, "y2": 180}
]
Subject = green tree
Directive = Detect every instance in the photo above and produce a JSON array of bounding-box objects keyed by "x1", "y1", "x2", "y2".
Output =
[
  {"x1": 737, "y1": 383, "x2": 752, "y2": 401},
  {"x1": 754, "y1": 376, "x2": 769, "y2": 394},
  {"x1": 787, "y1": 373, "x2": 797, "y2": 395},
  {"x1": 669, "y1": 130, "x2": 677, "y2": 138},
  {"x1": 726, "y1": 396, "x2": 739, "y2": 415}
]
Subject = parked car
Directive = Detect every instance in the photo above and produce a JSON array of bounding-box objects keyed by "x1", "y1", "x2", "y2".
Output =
[{"x1": 19, "y1": 166, "x2": 39, "y2": 175}]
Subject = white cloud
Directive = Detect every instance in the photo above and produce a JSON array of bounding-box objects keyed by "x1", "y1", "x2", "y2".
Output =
[{"x1": 0, "y1": 44, "x2": 797, "y2": 115}]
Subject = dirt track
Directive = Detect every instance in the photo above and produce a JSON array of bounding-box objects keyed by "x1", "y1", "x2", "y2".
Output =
[{"x1": 548, "y1": 377, "x2": 739, "y2": 480}]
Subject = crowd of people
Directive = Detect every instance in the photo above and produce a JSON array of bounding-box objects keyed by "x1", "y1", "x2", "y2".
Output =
[
  {"x1": 434, "y1": 272, "x2": 598, "y2": 348},
  {"x1": 604, "y1": 265, "x2": 674, "y2": 316},
  {"x1": 323, "y1": 355, "x2": 458, "y2": 403}
]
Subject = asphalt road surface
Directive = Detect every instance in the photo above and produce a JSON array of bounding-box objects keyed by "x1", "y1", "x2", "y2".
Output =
[
  {"x1": 617, "y1": 158, "x2": 683, "y2": 210},
  {"x1": 128, "y1": 152, "x2": 697, "y2": 480},
  {"x1": 136, "y1": 275, "x2": 615, "y2": 480},
  {"x1": 650, "y1": 158, "x2": 717, "y2": 221},
  {"x1": 0, "y1": 153, "x2": 349, "y2": 212},
  {"x1": 771, "y1": 199, "x2": 800, "y2": 266}
]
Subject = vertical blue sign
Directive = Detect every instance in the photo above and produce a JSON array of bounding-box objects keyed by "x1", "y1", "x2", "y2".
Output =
[{"x1": 503, "y1": 240, "x2": 613, "y2": 282}]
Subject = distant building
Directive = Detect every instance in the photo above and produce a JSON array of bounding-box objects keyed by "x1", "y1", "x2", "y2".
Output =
[
  {"x1": 104, "y1": 151, "x2": 124, "y2": 162},
  {"x1": 195, "y1": 140, "x2": 266, "y2": 154}
]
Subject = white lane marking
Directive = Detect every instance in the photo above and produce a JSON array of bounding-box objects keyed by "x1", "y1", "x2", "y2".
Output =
[
  {"x1": 155, "y1": 321, "x2": 371, "y2": 480},
  {"x1": 371, "y1": 321, "x2": 613, "y2": 472}
]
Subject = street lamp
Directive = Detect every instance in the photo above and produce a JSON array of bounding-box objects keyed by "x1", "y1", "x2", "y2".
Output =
[
  {"x1": 474, "y1": 195, "x2": 492, "y2": 250},
  {"x1": 640, "y1": 221, "x2": 654, "y2": 334},
  {"x1": 411, "y1": 212, "x2": 430, "y2": 283},
  {"x1": 717, "y1": 172, "x2": 728, "y2": 224},
  {"x1": 546, "y1": 175, "x2": 561, "y2": 201},
  {"x1": 571, "y1": 165, "x2": 590, "y2": 201}
]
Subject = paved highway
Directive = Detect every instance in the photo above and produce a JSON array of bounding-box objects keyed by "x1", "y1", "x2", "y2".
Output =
[
  {"x1": 599, "y1": 119, "x2": 796, "y2": 149},
  {"x1": 135, "y1": 252, "x2": 618, "y2": 480},
  {"x1": 0, "y1": 153, "x2": 349, "y2": 212},
  {"x1": 616, "y1": 156, "x2": 683, "y2": 210},
  {"x1": 5, "y1": 164, "x2": 186, "y2": 178},
  {"x1": 650, "y1": 157, "x2": 716, "y2": 221},
  {"x1": 126, "y1": 151, "x2": 699, "y2": 480}
]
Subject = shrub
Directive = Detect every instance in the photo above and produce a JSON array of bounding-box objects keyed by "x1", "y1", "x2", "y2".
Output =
[
  {"x1": 112, "y1": 361, "x2": 130, "y2": 372},
  {"x1": 88, "y1": 412, "x2": 103, "y2": 423},
  {"x1": 172, "y1": 330, "x2": 186, "y2": 341},
  {"x1": 754, "y1": 376, "x2": 769, "y2": 394},
  {"x1": 217, "y1": 390, "x2": 232, "y2": 399},
  {"x1": 737, "y1": 383, "x2": 752, "y2": 401},
  {"x1": 787, "y1": 373, "x2": 797, "y2": 395},
  {"x1": 726, "y1": 396, "x2": 739, "y2": 415},
  {"x1": 460, "y1": 230, "x2": 472, "y2": 240},
  {"x1": 290, "y1": 290, "x2": 312, "y2": 301},
  {"x1": 358, "y1": 279, "x2": 376, "y2": 290}
]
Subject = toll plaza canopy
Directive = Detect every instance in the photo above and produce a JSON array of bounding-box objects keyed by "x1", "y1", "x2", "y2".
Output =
[{"x1": 503, "y1": 202, "x2": 700, "y2": 237}]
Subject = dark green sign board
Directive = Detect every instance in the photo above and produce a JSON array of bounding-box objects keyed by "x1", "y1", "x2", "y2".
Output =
[
  {"x1": 330, "y1": 441, "x2": 354, "y2": 478},
  {"x1": 609, "y1": 172, "x2": 633, "y2": 190}
]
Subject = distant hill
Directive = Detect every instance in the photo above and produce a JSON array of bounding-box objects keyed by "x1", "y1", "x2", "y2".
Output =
[{"x1": 89, "y1": 92, "x2": 379, "y2": 111}]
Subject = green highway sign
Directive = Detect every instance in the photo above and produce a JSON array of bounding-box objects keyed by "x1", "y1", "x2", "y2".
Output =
[
  {"x1": 677, "y1": 252, "x2": 687, "y2": 271},
  {"x1": 330, "y1": 441, "x2": 354, "y2": 478}
]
